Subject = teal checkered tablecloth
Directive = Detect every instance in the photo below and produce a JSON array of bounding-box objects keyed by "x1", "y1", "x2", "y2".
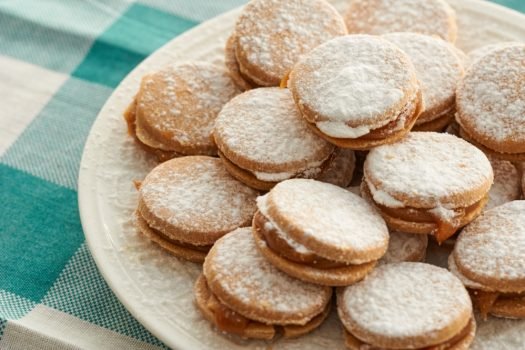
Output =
[{"x1": 0, "y1": 1, "x2": 523, "y2": 349}]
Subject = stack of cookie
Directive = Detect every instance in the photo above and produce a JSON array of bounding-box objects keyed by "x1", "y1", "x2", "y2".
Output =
[{"x1": 124, "y1": 0, "x2": 525, "y2": 348}]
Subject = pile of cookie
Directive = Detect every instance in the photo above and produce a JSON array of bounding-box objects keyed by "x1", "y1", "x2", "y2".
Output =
[{"x1": 124, "y1": 0, "x2": 525, "y2": 348}]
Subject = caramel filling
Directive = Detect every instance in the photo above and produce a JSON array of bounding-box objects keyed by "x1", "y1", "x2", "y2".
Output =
[
  {"x1": 362, "y1": 181, "x2": 486, "y2": 243},
  {"x1": 206, "y1": 289, "x2": 252, "y2": 335},
  {"x1": 254, "y1": 211, "x2": 347, "y2": 269},
  {"x1": 470, "y1": 289, "x2": 525, "y2": 319},
  {"x1": 141, "y1": 215, "x2": 212, "y2": 253},
  {"x1": 202, "y1": 277, "x2": 328, "y2": 338},
  {"x1": 123, "y1": 99, "x2": 180, "y2": 162},
  {"x1": 345, "y1": 317, "x2": 475, "y2": 350}
]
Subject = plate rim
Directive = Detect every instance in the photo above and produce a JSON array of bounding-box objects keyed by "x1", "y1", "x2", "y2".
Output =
[{"x1": 78, "y1": 1, "x2": 525, "y2": 349}]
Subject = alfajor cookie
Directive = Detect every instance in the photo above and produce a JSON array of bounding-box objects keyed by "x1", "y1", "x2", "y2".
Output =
[
  {"x1": 196, "y1": 227, "x2": 332, "y2": 339},
  {"x1": 229, "y1": 0, "x2": 347, "y2": 87},
  {"x1": 486, "y1": 155, "x2": 521, "y2": 210},
  {"x1": 380, "y1": 231, "x2": 428, "y2": 264},
  {"x1": 362, "y1": 132, "x2": 493, "y2": 244},
  {"x1": 252, "y1": 179, "x2": 389, "y2": 286},
  {"x1": 289, "y1": 35, "x2": 423, "y2": 150},
  {"x1": 383, "y1": 33, "x2": 464, "y2": 132},
  {"x1": 224, "y1": 34, "x2": 255, "y2": 91},
  {"x1": 135, "y1": 156, "x2": 258, "y2": 262},
  {"x1": 450, "y1": 201, "x2": 525, "y2": 319},
  {"x1": 456, "y1": 44, "x2": 525, "y2": 161},
  {"x1": 213, "y1": 88, "x2": 336, "y2": 191},
  {"x1": 344, "y1": 0, "x2": 457, "y2": 42},
  {"x1": 124, "y1": 63, "x2": 240, "y2": 161},
  {"x1": 338, "y1": 262, "x2": 475, "y2": 350}
]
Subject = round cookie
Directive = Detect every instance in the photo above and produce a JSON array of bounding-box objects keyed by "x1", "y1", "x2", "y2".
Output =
[
  {"x1": 362, "y1": 132, "x2": 493, "y2": 243},
  {"x1": 253, "y1": 179, "x2": 389, "y2": 286},
  {"x1": 213, "y1": 88, "x2": 335, "y2": 191},
  {"x1": 456, "y1": 44, "x2": 525, "y2": 161},
  {"x1": 486, "y1": 155, "x2": 521, "y2": 210},
  {"x1": 344, "y1": 0, "x2": 457, "y2": 42},
  {"x1": 136, "y1": 156, "x2": 258, "y2": 262},
  {"x1": 232, "y1": 0, "x2": 347, "y2": 87},
  {"x1": 124, "y1": 63, "x2": 240, "y2": 161},
  {"x1": 224, "y1": 35, "x2": 255, "y2": 91},
  {"x1": 197, "y1": 227, "x2": 332, "y2": 339},
  {"x1": 451, "y1": 201, "x2": 525, "y2": 319},
  {"x1": 289, "y1": 35, "x2": 422, "y2": 150},
  {"x1": 338, "y1": 262, "x2": 474, "y2": 350},
  {"x1": 383, "y1": 33, "x2": 464, "y2": 131},
  {"x1": 316, "y1": 148, "x2": 356, "y2": 188},
  {"x1": 380, "y1": 231, "x2": 428, "y2": 264}
]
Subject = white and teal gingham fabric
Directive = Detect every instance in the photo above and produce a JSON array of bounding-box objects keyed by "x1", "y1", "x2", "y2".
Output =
[{"x1": 0, "y1": 1, "x2": 523, "y2": 349}]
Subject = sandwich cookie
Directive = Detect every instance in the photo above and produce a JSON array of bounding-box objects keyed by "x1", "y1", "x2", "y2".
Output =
[
  {"x1": 136, "y1": 156, "x2": 258, "y2": 262},
  {"x1": 214, "y1": 88, "x2": 336, "y2": 191},
  {"x1": 380, "y1": 231, "x2": 428, "y2": 264},
  {"x1": 344, "y1": 0, "x2": 457, "y2": 42},
  {"x1": 230, "y1": 0, "x2": 347, "y2": 87},
  {"x1": 362, "y1": 132, "x2": 494, "y2": 244},
  {"x1": 450, "y1": 201, "x2": 525, "y2": 319},
  {"x1": 253, "y1": 179, "x2": 389, "y2": 286},
  {"x1": 383, "y1": 33, "x2": 464, "y2": 132},
  {"x1": 289, "y1": 35, "x2": 423, "y2": 150},
  {"x1": 338, "y1": 262, "x2": 475, "y2": 350},
  {"x1": 124, "y1": 63, "x2": 240, "y2": 161},
  {"x1": 196, "y1": 227, "x2": 332, "y2": 339},
  {"x1": 485, "y1": 156, "x2": 521, "y2": 210},
  {"x1": 456, "y1": 44, "x2": 525, "y2": 161},
  {"x1": 224, "y1": 34, "x2": 255, "y2": 91}
]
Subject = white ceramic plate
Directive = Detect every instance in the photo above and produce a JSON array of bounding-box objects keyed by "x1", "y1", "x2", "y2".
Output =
[{"x1": 78, "y1": 1, "x2": 525, "y2": 349}]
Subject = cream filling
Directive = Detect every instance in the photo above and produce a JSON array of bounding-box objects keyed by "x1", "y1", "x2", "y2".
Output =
[
  {"x1": 366, "y1": 179, "x2": 405, "y2": 208},
  {"x1": 316, "y1": 122, "x2": 371, "y2": 138},
  {"x1": 315, "y1": 93, "x2": 418, "y2": 138},
  {"x1": 366, "y1": 178, "x2": 465, "y2": 226},
  {"x1": 256, "y1": 195, "x2": 313, "y2": 255}
]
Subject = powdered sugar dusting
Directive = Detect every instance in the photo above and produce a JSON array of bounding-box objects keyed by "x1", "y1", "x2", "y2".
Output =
[
  {"x1": 208, "y1": 228, "x2": 329, "y2": 315},
  {"x1": 290, "y1": 35, "x2": 416, "y2": 137},
  {"x1": 341, "y1": 263, "x2": 471, "y2": 342},
  {"x1": 140, "y1": 157, "x2": 258, "y2": 236},
  {"x1": 454, "y1": 201, "x2": 525, "y2": 284},
  {"x1": 468, "y1": 42, "x2": 523, "y2": 65},
  {"x1": 383, "y1": 32, "x2": 463, "y2": 124},
  {"x1": 486, "y1": 156, "x2": 521, "y2": 210},
  {"x1": 345, "y1": 0, "x2": 456, "y2": 42},
  {"x1": 138, "y1": 62, "x2": 240, "y2": 149},
  {"x1": 364, "y1": 132, "x2": 493, "y2": 208},
  {"x1": 257, "y1": 195, "x2": 313, "y2": 255},
  {"x1": 448, "y1": 254, "x2": 494, "y2": 291},
  {"x1": 235, "y1": 0, "x2": 346, "y2": 85},
  {"x1": 456, "y1": 44, "x2": 525, "y2": 148},
  {"x1": 214, "y1": 88, "x2": 333, "y2": 173},
  {"x1": 267, "y1": 179, "x2": 388, "y2": 257}
]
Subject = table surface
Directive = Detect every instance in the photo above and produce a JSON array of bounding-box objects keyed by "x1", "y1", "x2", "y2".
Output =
[{"x1": 0, "y1": 1, "x2": 523, "y2": 349}]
